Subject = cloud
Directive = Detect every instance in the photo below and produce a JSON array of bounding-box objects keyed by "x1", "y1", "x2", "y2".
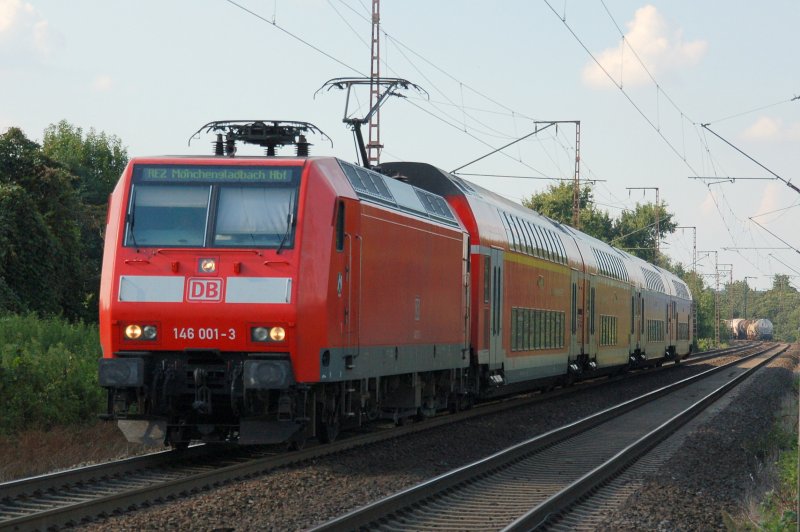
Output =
[
  {"x1": 0, "y1": 0, "x2": 33, "y2": 34},
  {"x1": 0, "y1": 0, "x2": 62, "y2": 57},
  {"x1": 742, "y1": 116, "x2": 800, "y2": 142},
  {"x1": 582, "y1": 5, "x2": 707, "y2": 89},
  {"x1": 91, "y1": 74, "x2": 114, "y2": 93},
  {"x1": 755, "y1": 182, "x2": 782, "y2": 218}
]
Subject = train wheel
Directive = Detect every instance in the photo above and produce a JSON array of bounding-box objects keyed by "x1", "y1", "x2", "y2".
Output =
[
  {"x1": 288, "y1": 432, "x2": 307, "y2": 451},
  {"x1": 317, "y1": 403, "x2": 340, "y2": 443}
]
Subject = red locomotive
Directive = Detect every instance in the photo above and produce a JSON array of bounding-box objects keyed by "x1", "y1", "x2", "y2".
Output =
[{"x1": 98, "y1": 120, "x2": 693, "y2": 448}]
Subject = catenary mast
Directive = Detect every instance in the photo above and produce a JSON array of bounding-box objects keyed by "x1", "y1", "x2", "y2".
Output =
[{"x1": 367, "y1": 0, "x2": 382, "y2": 166}]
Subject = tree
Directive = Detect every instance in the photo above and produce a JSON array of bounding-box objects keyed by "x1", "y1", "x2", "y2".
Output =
[
  {"x1": 749, "y1": 274, "x2": 800, "y2": 342},
  {"x1": 42, "y1": 121, "x2": 129, "y2": 318},
  {"x1": 42, "y1": 120, "x2": 127, "y2": 205},
  {"x1": 0, "y1": 128, "x2": 85, "y2": 318},
  {"x1": 522, "y1": 183, "x2": 614, "y2": 241},
  {"x1": 523, "y1": 182, "x2": 678, "y2": 265},
  {"x1": 610, "y1": 202, "x2": 677, "y2": 263}
]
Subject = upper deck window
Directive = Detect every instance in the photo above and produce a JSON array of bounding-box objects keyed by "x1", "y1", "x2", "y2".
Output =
[{"x1": 125, "y1": 164, "x2": 302, "y2": 249}]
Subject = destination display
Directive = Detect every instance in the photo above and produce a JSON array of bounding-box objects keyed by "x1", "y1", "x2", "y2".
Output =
[{"x1": 135, "y1": 165, "x2": 301, "y2": 183}]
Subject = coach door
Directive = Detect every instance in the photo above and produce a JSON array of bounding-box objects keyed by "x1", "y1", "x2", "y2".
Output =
[
  {"x1": 570, "y1": 270, "x2": 584, "y2": 356},
  {"x1": 587, "y1": 276, "x2": 597, "y2": 359},
  {"x1": 629, "y1": 289, "x2": 637, "y2": 350},
  {"x1": 488, "y1": 248, "x2": 504, "y2": 368}
]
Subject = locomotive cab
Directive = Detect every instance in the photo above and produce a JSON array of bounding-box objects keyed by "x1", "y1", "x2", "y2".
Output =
[{"x1": 99, "y1": 160, "x2": 310, "y2": 446}]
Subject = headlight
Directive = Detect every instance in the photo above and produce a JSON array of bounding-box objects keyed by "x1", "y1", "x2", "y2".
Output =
[
  {"x1": 125, "y1": 324, "x2": 142, "y2": 339},
  {"x1": 269, "y1": 326, "x2": 286, "y2": 342},
  {"x1": 142, "y1": 325, "x2": 158, "y2": 340},
  {"x1": 251, "y1": 326, "x2": 287, "y2": 342},
  {"x1": 199, "y1": 258, "x2": 216, "y2": 273},
  {"x1": 124, "y1": 324, "x2": 157, "y2": 341},
  {"x1": 251, "y1": 327, "x2": 269, "y2": 342}
]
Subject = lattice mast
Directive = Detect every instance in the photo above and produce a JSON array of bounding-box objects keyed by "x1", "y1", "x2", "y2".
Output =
[
  {"x1": 572, "y1": 122, "x2": 581, "y2": 229},
  {"x1": 677, "y1": 226, "x2": 698, "y2": 342},
  {"x1": 367, "y1": 0, "x2": 382, "y2": 166}
]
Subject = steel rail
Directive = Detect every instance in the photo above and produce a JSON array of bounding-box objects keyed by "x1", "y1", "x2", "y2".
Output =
[
  {"x1": 310, "y1": 343, "x2": 783, "y2": 531},
  {"x1": 0, "y1": 343, "x2": 754, "y2": 531},
  {"x1": 0, "y1": 445, "x2": 212, "y2": 501},
  {"x1": 508, "y1": 343, "x2": 788, "y2": 531}
]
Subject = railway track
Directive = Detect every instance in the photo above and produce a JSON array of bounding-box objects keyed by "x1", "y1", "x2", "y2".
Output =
[
  {"x1": 311, "y1": 342, "x2": 787, "y2": 531},
  {"x1": 0, "y1": 343, "x2": 756, "y2": 531}
]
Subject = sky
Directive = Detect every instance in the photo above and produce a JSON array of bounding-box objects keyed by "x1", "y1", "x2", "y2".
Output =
[{"x1": 1, "y1": 0, "x2": 798, "y2": 292}]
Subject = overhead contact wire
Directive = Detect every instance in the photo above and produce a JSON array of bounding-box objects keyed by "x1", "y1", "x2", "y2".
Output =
[
  {"x1": 224, "y1": 0, "x2": 366, "y2": 77},
  {"x1": 543, "y1": 0, "x2": 700, "y2": 176}
]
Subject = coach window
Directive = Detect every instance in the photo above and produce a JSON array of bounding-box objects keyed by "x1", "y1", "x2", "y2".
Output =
[
  {"x1": 532, "y1": 225, "x2": 548, "y2": 260},
  {"x1": 528, "y1": 223, "x2": 541, "y2": 258},
  {"x1": 499, "y1": 212, "x2": 512, "y2": 248},
  {"x1": 555, "y1": 235, "x2": 567, "y2": 263},
  {"x1": 511, "y1": 216, "x2": 526, "y2": 254},
  {"x1": 501, "y1": 212, "x2": 517, "y2": 251},
  {"x1": 335, "y1": 201, "x2": 345, "y2": 251},
  {"x1": 542, "y1": 228, "x2": 555, "y2": 261},
  {"x1": 522, "y1": 220, "x2": 535, "y2": 256},
  {"x1": 519, "y1": 219, "x2": 533, "y2": 255},
  {"x1": 509, "y1": 215, "x2": 523, "y2": 253}
]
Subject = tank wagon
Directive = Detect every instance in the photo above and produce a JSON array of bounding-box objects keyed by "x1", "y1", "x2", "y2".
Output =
[
  {"x1": 98, "y1": 121, "x2": 694, "y2": 448},
  {"x1": 746, "y1": 318, "x2": 774, "y2": 340},
  {"x1": 725, "y1": 318, "x2": 745, "y2": 339},
  {"x1": 725, "y1": 318, "x2": 774, "y2": 340}
]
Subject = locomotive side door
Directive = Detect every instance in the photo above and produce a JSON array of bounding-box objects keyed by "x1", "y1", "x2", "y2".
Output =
[
  {"x1": 336, "y1": 200, "x2": 360, "y2": 357},
  {"x1": 488, "y1": 247, "x2": 504, "y2": 369}
]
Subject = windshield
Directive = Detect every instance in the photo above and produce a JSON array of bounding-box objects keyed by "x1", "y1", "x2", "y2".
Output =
[{"x1": 125, "y1": 164, "x2": 302, "y2": 249}]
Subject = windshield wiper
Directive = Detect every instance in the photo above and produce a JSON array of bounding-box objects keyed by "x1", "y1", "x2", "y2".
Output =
[
  {"x1": 276, "y1": 211, "x2": 294, "y2": 255},
  {"x1": 127, "y1": 191, "x2": 139, "y2": 247}
]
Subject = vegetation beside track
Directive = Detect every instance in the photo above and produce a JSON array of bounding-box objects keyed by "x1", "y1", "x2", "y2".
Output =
[
  {"x1": 727, "y1": 371, "x2": 799, "y2": 531},
  {"x1": 0, "y1": 313, "x2": 104, "y2": 434}
]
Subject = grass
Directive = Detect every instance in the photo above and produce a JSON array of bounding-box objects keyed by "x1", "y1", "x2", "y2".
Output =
[
  {"x1": 0, "y1": 421, "x2": 146, "y2": 482},
  {"x1": 728, "y1": 375, "x2": 799, "y2": 531},
  {"x1": 0, "y1": 313, "x2": 147, "y2": 481}
]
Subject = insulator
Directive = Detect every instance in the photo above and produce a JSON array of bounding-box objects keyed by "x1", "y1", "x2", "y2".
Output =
[
  {"x1": 214, "y1": 134, "x2": 224, "y2": 156},
  {"x1": 296, "y1": 135, "x2": 310, "y2": 157},
  {"x1": 225, "y1": 132, "x2": 236, "y2": 157}
]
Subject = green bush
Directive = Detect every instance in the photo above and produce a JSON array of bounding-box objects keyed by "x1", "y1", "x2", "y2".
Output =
[
  {"x1": 0, "y1": 313, "x2": 103, "y2": 434},
  {"x1": 697, "y1": 337, "x2": 715, "y2": 351}
]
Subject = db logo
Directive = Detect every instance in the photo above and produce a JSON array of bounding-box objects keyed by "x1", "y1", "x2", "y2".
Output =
[{"x1": 186, "y1": 278, "x2": 224, "y2": 302}]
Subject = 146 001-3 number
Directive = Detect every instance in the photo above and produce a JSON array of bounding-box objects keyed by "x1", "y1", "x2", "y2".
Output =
[{"x1": 173, "y1": 327, "x2": 236, "y2": 340}]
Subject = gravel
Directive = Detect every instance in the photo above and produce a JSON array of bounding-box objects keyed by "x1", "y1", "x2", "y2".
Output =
[
  {"x1": 597, "y1": 346, "x2": 798, "y2": 531},
  {"x1": 81, "y1": 348, "x2": 798, "y2": 531}
]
